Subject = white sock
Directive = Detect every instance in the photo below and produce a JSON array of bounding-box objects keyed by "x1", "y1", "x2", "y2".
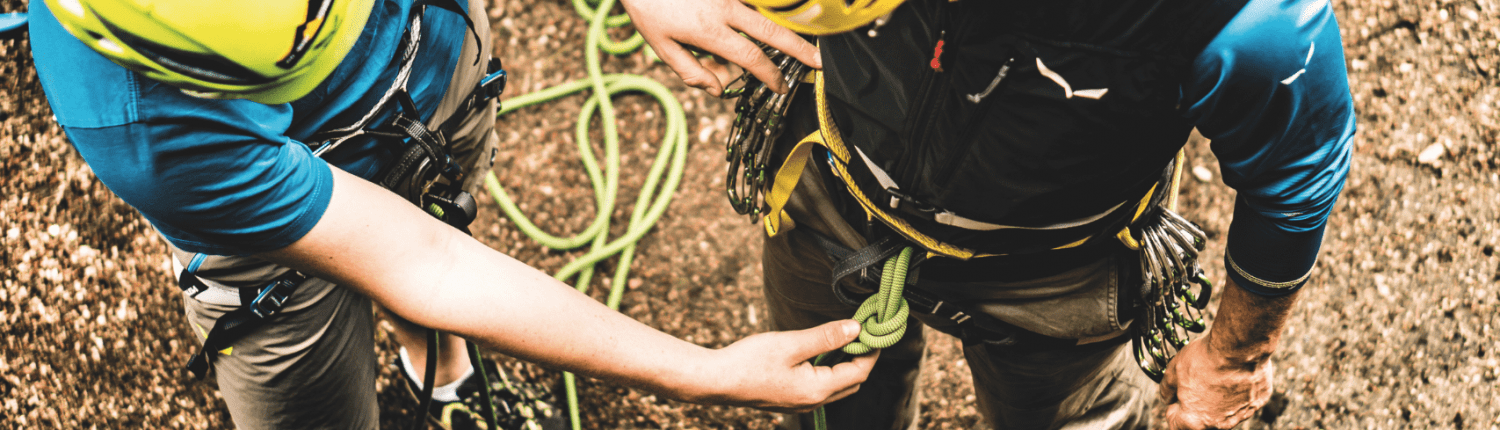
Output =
[{"x1": 398, "y1": 347, "x2": 474, "y2": 403}]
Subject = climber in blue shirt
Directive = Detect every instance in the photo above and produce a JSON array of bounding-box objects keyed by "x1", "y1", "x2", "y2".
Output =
[{"x1": 31, "y1": 0, "x2": 876, "y2": 428}]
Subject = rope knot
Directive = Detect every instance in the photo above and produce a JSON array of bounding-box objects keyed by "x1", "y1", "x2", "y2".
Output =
[{"x1": 842, "y1": 247, "x2": 913, "y2": 355}]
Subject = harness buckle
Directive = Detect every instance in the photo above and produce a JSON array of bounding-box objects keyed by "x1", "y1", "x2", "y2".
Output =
[
  {"x1": 479, "y1": 58, "x2": 508, "y2": 103},
  {"x1": 248, "y1": 277, "x2": 299, "y2": 319},
  {"x1": 884, "y1": 187, "x2": 938, "y2": 212},
  {"x1": 423, "y1": 183, "x2": 478, "y2": 233}
]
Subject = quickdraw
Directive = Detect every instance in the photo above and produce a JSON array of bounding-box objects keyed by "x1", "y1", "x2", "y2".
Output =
[
  {"x1": 1128, "y1": 207, "x2": 1214, "y2": 382},
  {"x1": 721, "y1": 41, "x2": 811, "y2": 219}
]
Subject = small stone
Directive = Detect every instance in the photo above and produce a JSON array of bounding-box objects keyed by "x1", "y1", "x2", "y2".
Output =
[
  {"x1": 1192, "y1": 165, "x2": 1214, "y2": 182},
  {"x1": 1418, "y1": 142, "x2": 1446, "y2": 164},
  {"x1": 698, "y1": 125, "x2": 715, "y2": 144}
]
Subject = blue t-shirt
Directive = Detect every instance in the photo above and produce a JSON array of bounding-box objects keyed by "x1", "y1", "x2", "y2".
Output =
[
  {"x1": 29, "y1": 0, "x2": 468, "y2": 256},
  {"x1": 1182, "y1": 0, "x2": 1355, "y2": 294}
]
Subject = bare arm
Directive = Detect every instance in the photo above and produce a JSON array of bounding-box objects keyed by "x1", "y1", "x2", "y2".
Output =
[
  {"x1": 1160, "y1": 277, "x2": 1299, "y2": 429},
  {"x1": 257, "y1": 167, "x2": 874, "y2": 412}
]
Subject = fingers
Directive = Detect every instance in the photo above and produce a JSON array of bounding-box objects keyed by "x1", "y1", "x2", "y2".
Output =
[
  {"x1": 791, "y1": 350, "x2": 876, "y2": 412},
  {"x1": 697, "y1": 26, "x2": 789, "y2": 93},
  {"x1": 726, "y1": 3, "x2": 822, "y2": 70},
  {"x1": 647, "y1": 37, "x2": 727, "y2": 94}
]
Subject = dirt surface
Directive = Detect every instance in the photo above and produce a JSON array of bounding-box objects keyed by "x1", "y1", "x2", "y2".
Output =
[{"x1": 2, "y1": 0, "x2": 1498, "y2": 428}]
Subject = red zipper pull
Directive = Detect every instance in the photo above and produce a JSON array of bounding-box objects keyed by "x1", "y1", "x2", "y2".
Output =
[{"x1": 930, "y1": 32, "x2": 945, "y2": 72}]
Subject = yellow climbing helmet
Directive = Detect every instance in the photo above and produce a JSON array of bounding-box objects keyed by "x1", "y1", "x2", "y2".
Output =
[
  {"x1": 43, "y1": 0, "x2": 377, "y2": 104},
  {"x1": 743, "y1": 0, "x2": 905, "y2": 35}
]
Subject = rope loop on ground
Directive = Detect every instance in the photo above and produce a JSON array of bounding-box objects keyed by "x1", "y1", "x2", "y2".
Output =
[{"x1": 485, "y1": 0, "x2": 686, "y2": 428}]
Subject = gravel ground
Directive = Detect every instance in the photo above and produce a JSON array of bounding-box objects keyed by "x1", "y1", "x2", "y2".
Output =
[{"x1": 1, "y1": 0, "x2": 1497, "y2": 428}]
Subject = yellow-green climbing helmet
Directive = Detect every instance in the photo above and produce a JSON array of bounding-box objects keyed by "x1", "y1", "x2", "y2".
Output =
[
  {"x1": 742, "y1": 0, "x2": 905, "y2": 35},
  {"x1": 44, "y1": 0, "x2": 377, "y2": 104}
]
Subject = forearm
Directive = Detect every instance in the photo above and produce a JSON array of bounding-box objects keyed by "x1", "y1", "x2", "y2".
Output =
[
  {"x1": 1160, "y1": 273, "x2": 1302, "y2": 429},
  {"x1": 259, "y1": 168, "x2": 718, "y2": 401},
  {"x1": 417, "y1": 235, "x2": 718, "y2": 400},
  {"x1": 1203, "y1": 277, "x2": 1302, "y2": 366}
]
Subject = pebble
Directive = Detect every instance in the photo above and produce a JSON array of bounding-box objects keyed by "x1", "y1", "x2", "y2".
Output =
[
  {"x1": 1192, "y1": 165, "x2": 1214, "y2": 182},
  {"x1": 1417, "y1": 142, "x2": 1446, "y2": 164}
]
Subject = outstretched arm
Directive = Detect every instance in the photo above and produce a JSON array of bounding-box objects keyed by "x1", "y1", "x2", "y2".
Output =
[
  {"x1": 258, "y1": 167, "x2": 875, "y2": 412},
  {"x1": 1159, "y1": 278, "x2": 1299, "y2": 429}
]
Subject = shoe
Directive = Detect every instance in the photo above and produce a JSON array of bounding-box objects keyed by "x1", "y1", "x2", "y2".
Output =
[{"x1": 396, "y1": 356, "x2": 569, "y2": 430}]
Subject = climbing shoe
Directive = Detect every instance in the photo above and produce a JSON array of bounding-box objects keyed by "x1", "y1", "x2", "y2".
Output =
[{"x1": 396, "y1": 355, "x2": 568, "y2": 430}]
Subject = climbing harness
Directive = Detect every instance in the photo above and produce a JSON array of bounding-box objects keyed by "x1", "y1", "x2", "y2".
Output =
[
  {"x1": 744, "y1": 67, "x2": 1213, "y2": 386},
  {"x1": 482, "y1": 0, "x2": 688, "y2": 428},
  {"x1": 721, "y1": 40, "x2": 812, "y2": 218},
  {"x1": 177, "y1": 258, "x2": 308, "y2": 379}
]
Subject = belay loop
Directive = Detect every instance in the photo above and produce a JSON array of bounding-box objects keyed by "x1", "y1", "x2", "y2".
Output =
[{"x1": 843, "y1": 247, "x2": 914, "y2": 355}]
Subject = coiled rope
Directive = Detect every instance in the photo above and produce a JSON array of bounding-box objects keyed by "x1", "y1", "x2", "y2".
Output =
[{"x1": 485, "y1": 0, "x2": 687, "y2": 428}]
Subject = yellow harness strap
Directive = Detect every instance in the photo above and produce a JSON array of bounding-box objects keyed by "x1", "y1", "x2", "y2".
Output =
[
  {"x1": 763, "y1": 131, "x2": 822, "y2": 237},
  {"x1": 763, "y1": 70, "x2": 982, "y2": 259}
]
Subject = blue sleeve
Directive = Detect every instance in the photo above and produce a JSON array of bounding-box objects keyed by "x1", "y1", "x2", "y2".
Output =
[
  {"x1": 1182, "y1": 0, "x2": 1355, "y2": 296},
  {"x1": 31, "y1": 0, "x2": 333, "y2": 256},
  {"x1": 63, "y1": 96, "x2": 335, "y2": 256}
]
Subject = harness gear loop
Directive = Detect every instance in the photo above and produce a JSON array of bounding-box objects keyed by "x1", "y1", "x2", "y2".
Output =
[{"x1": 842, "y1": 247, "x2": 915, "y2": 355}]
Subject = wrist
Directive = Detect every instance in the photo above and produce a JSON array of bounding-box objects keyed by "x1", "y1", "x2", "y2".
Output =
[
  {"x1": 660, "y1": 345, "x2": 727, "y2": 404},
  {"x1": 1203, "y1": 278, "x2": 1296, "y2": 368},
  {"x1": 1203, "y1": 328, "x2": 1276, "y2": 368}
]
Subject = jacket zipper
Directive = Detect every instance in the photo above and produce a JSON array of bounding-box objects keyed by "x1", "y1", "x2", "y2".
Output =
[{"x1": 893, "y1": 30, "x2": 946, "y2": 198}]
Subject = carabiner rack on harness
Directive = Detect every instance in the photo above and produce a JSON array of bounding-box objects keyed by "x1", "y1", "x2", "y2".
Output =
[
  {"x1": 722, "y1": 41, "x2": 810, "y2": 220},
  {"x1": 1129, "y1": 208, "x2": 1214, "y2": 381}
]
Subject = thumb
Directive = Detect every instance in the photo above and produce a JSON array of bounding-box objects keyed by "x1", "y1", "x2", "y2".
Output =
[{"x1": 786, "y1": 319, "x2": 861, "y2": 362}]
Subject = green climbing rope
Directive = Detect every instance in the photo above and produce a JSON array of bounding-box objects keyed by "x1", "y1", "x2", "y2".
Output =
[
  {"x1": 810, "y1": 246, "x2": 914, "y2": 430},
  {"x1": 485, "y1": 0, "x2": 688, "y2": 428}
]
